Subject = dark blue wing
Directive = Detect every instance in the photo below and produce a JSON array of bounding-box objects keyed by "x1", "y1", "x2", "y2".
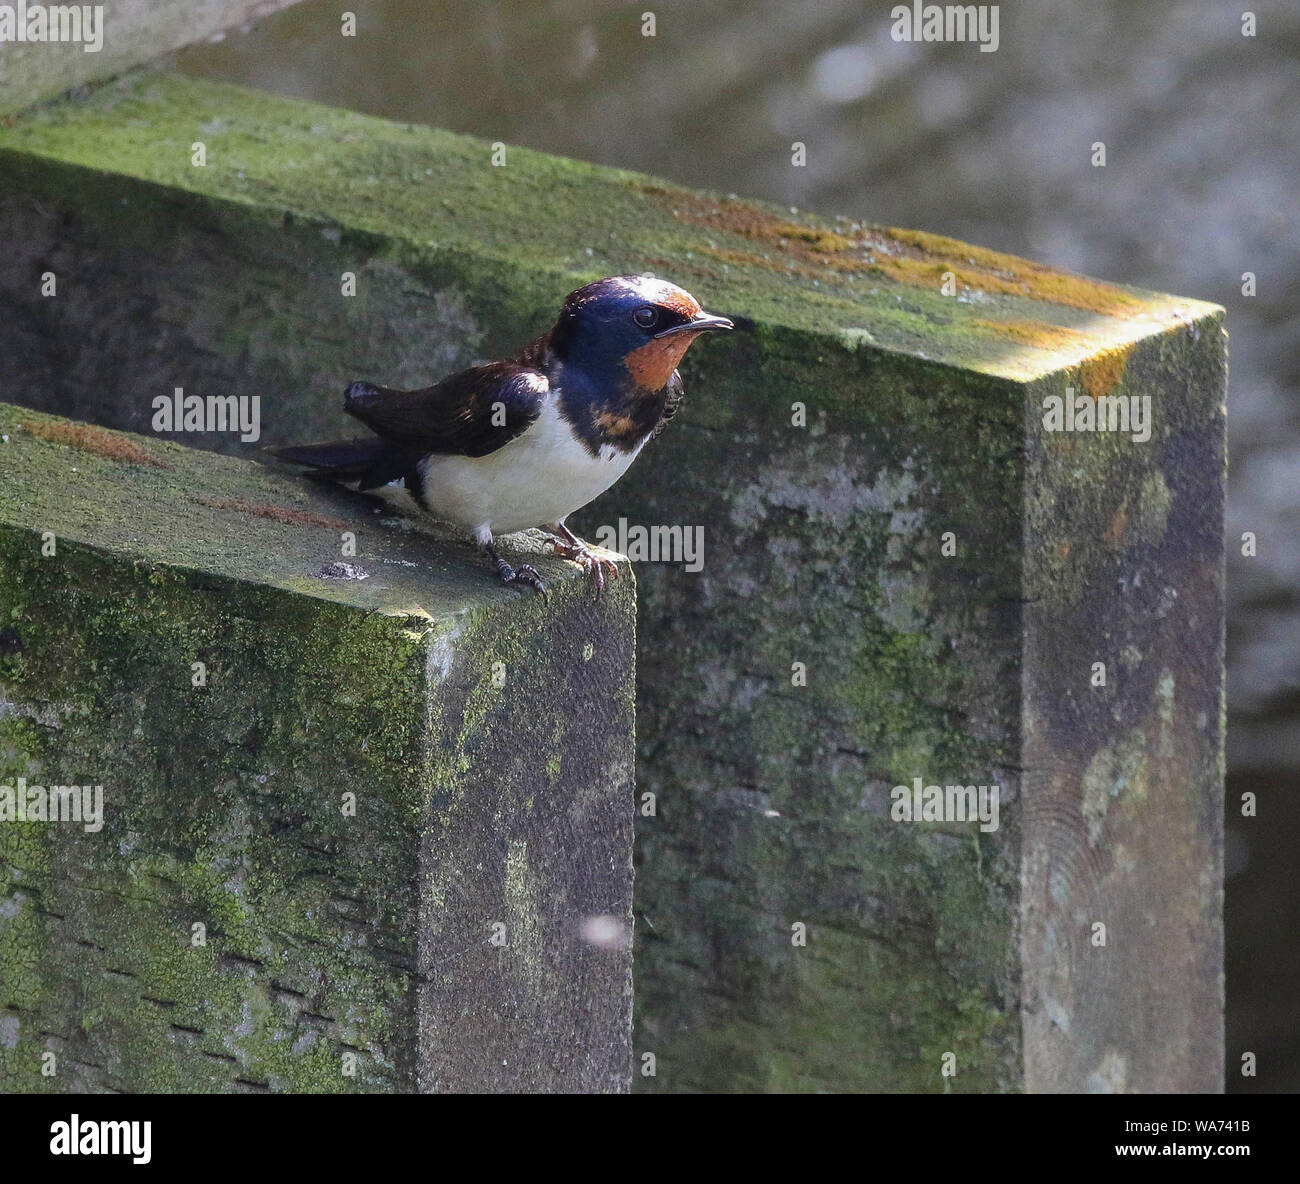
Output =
[{"x1": 344, "y1": 362, "x2": 548, "y2": 458}]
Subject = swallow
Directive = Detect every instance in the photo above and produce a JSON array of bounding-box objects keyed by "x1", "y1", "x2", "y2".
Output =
[{"x1": 271, "y1": 275, "x2": 732, "y2": 597}]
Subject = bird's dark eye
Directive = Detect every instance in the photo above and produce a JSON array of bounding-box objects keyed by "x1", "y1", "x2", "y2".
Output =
[{"x1": 632, "y1": 306, "x2": 660, "y2": 330}]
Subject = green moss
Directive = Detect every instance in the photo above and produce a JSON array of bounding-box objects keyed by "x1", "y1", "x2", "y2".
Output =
[
  {"x1": 0, "y1": 68, "x2": 1221, "y2": 381},
  {"x1": 0, "y1": 401, "x2": 632, "y2": 1093},
  {"x1": 578, "y1": 332, "x2": 1025, "y2": 1093},
  {"x1": 1022, "y1": 314, "x2": 1223, "y2": 609},
  {"x1": 0, "y1": 529, "x2": 424, "y2": 1090}
]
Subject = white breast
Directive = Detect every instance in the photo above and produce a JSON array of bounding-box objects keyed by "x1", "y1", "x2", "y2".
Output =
[{"x1": 415, "y1": 393, "x2": 646, "y2": 537}]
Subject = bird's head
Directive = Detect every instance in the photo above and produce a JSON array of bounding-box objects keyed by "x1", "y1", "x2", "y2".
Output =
[{"x1": 550, "y1": 275, "x2": 733, "y2": 391}]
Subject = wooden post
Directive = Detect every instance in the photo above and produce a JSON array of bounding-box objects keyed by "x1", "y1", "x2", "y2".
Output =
[
  {"x1": 0, "y1": 68, "x2": 1225, "y2": 1092},
  {"x1": 0, "y1": 405, "x2": 635, "y2": 1093}
]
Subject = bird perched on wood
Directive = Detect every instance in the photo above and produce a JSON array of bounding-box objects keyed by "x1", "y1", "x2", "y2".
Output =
[{"x1": 272, "y1": 275, "x2": 732, "y2": 597}]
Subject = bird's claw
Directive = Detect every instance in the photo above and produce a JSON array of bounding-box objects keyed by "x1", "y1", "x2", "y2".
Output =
[
  {"x1": 546, "y1": 538, "x2": 619, "y2": 600},
  {"x1": 498, "y1": 560, "x2": 547, "y2": 598}
]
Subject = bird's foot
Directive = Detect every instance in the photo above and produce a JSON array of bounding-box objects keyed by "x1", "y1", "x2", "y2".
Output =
[
  {"x1": 498, "y1": 560, "x2": 547, "y2": 596},
  {"x1": 546, "y1": 537, "x2": 619, "y2": 600},
  {"x1": 484, "y1": 543, "x2": 547, "y2": 597}
]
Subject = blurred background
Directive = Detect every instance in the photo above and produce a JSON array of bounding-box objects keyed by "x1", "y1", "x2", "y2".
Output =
[{"x1": 174, "y1": 0, "x2": 1299, "y2": 1091}]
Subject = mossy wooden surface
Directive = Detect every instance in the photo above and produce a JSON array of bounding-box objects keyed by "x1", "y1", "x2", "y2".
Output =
[
  {"x1": 0, "y1": 404, "x2": 636, "y2": 1093},
  {"x1": 1019, "y1": 331, "x2": 1227, "y2": 1092},
  {"x1": 0, "y1": 70, "x2": 1226, "y2": 1093},
  {"x1": 587, "y1": 314, "x2": 1225, "y2": 1093},
  {"x1": 0, "y1": 69, "x2": 1219, "y2": 403}
]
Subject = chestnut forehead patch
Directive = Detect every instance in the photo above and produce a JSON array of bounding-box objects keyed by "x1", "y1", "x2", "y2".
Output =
[
  {"x1": 627, "y1": 276, "x2": 701, "y2": 317},
  {"x1": 564, "y1": 275, "x2": 704, "y2": 319}
]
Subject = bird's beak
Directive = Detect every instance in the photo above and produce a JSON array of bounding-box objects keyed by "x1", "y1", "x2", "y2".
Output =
[{"x1": 654, "y1": 312, "x2": 735, "y2": 339}]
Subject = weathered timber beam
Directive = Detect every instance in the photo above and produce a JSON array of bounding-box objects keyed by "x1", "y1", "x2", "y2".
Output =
[{"x1": 0, "y1": 402, "x2": 635, "y2": 1093}]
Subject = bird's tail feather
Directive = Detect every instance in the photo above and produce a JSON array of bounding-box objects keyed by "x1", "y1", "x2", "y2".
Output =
[{"x1": 268, "y1": 437, "x2": 410, "y2": 489}]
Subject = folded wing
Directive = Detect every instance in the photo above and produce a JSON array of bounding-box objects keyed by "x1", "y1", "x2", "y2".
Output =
[
  {"x1": 344, "y1": 362, "x2": 548, "y2": 457},
  {"x1": 270, "y1": 362, "x2": 549, "y2": 490}
]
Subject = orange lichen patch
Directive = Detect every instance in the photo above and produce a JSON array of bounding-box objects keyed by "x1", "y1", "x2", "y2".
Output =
[
  {"x1": 884, "y1": 228, "x2": 1030, "y2": 274},
  {"x1": 881, "y1": 229, "x2": 1151, "y2": 317},
  {"x1": 195, "y1": 496, "x2": 350, "y2": 530},
  {"x1": 1076, "y1": 344, "x2": 1134, "y2": 400},
  {"x1": 636, "y1": 184, "x2": 816, "y2": 245},
  {"x1": 1047, "y1": 436, "x2": 1076, "y2": 456},
  {"x1": 1103, "y1": 504, "x2": 1129, "y2": 546},
  {"x1": 20, "y1": 420, "x2": 173, "y2": 469},
  {"x1": 765, "y1": 222, "x2": 858, "y2": 252},
  {"x1": 973, "y1": 319, "x2": 1098, "y2": 352},
  {"x1": 1017, "y1": 271, "x2": 1149, "y2": 317},
  {"x1": 867, "y1": 252, "x2": 1021, "y2": 291},
  {"x1": 640, "y1": 182, "x2": 1153, "y2": 319},
  {"x1": 863, "y1": 251, "x2": 1143, "y2": 318},
  {"x1": 624, "y1": 334, "x2": 697, "y2": 391}
]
